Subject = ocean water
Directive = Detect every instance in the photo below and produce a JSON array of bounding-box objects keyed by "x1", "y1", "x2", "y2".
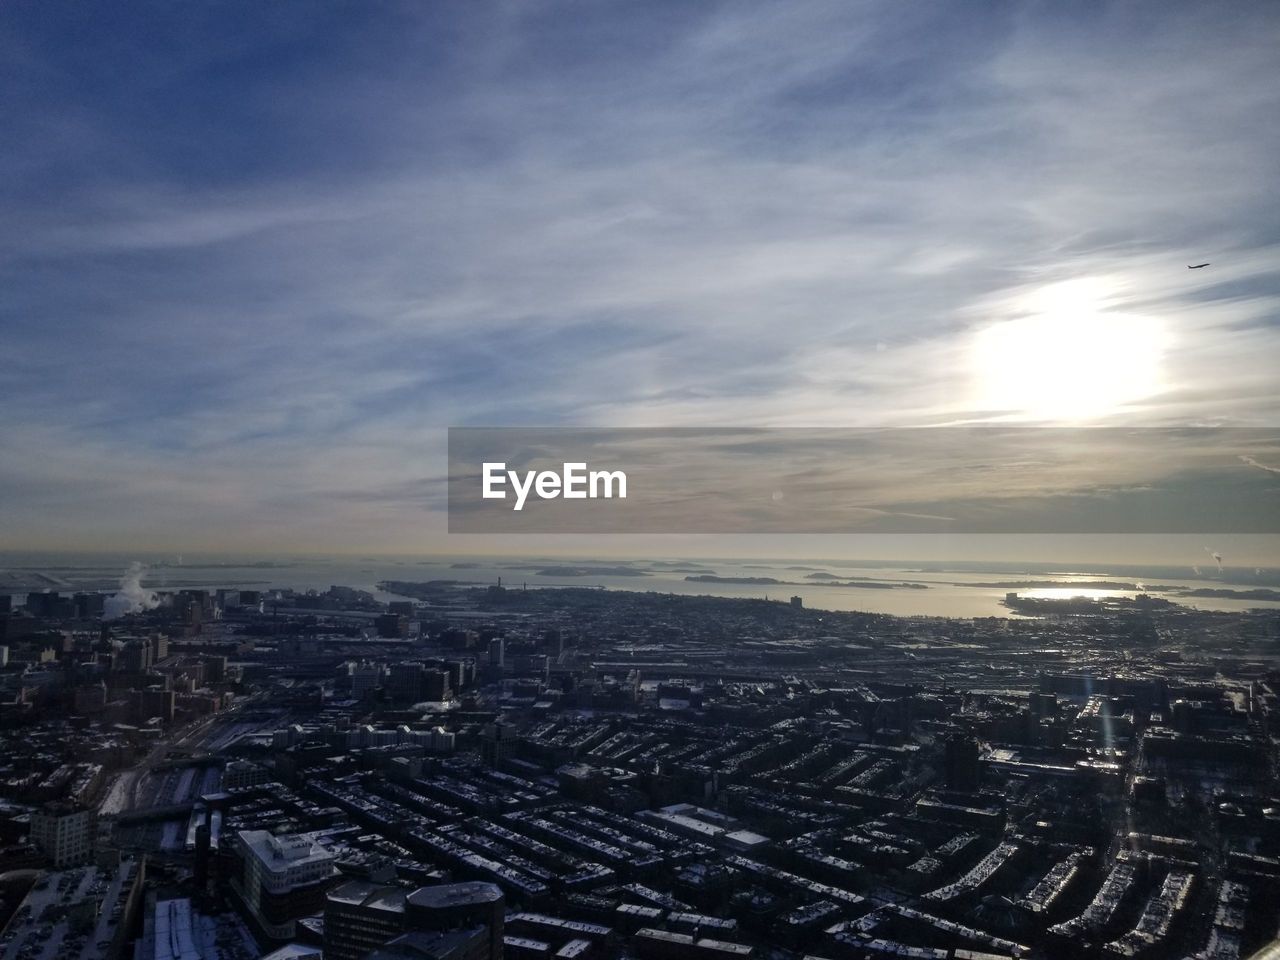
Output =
[{"x1": 2, "y1": 551, "x2": 1278, "y2": 619}]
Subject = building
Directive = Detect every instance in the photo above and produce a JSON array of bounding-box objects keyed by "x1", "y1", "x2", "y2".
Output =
[
  {"x1": 136, "y1": 686, "x2": 176, "y2": 723},
  {"x1": 25, "y1": 591, "x2": 69, "y2": 618},
  {"x1": 74, "y1": 592, "x2": 105, "y2": 618},
  {"x1": 368, "y1": 931, "x2": 491, "y2": 960},
  {"x1": 480, "y1": 722, "x2": 520, "y2": 767},
  {"x1": 119, "y1": 638, "x2": 152, "y2": 674},
  {"x1": 29, "y1": 801, "x2": 95, "y2": 867},
  {"x1": 350, "y1": 662, "x2": 385, "y2": 698},
  {"x1": 426, "y1": 727, "x2": 456, "y2": 753},
  {"x1": 406, "y1": 883, "x2": 505, "y2": 960},
  {"x1": 389, "y1": 662, "x2": 427, "y2": 703},
  {"x1": 326, "y1": 881, "x2": 411, "y2": 960},
  {"x1": 423, "y1": 669, "x2": 452, "y2": 703},
  {"x1": 487, "y1": 637, "x2": 505, "y2": 668},
  {"x1": 377, "y1": 613, "x2": 411, "y2": 639},
  {"x1": 232, "y1": 830, "x2": 338, "y2": 940},
  {"x1": 259, "y1": 948, "x2": 322, "y2": 960},
  {"x1": 326, "y1": 881, "x2": 504, "y2": 960},
  {"x1": 204, "y1": 654, "x2": 227, "y2": 683},
  {"x1": 224, "y1": 759, "x2": 271, "y2": 791},
  {"x1": 74, "y1": 681, "x2": 108, "y2": 715},
  {"x1": 944, "y1": 733, "x2": 981, "y2": 791}
]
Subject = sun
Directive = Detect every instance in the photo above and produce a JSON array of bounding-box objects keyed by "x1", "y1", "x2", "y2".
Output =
[{"x1": 970, "y1": 277, "x2": 1168, "y2": 420}]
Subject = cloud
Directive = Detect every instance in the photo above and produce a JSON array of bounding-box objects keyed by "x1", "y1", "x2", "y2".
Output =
[
  {"x1": 1241, "y1": 455, "x2": 1280, "y2": 476},
  {"x1": 1, "y1": 1, "x2": 1279, "y2": 551}
]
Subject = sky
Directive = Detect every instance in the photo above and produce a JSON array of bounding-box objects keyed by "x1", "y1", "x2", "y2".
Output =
[{"x1": 1, "y1": 1, "x2": 1278, "y2": 559}]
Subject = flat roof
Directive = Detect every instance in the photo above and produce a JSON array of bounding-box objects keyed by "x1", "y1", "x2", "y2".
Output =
[
  {"x1": 326, "y1": 880, "x2": 407, "y2": 913},
  {"x1": 406, "y1": 881, "x2": 503, "y2": 909}
]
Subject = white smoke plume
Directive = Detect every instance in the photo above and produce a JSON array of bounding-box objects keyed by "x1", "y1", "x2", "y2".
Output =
[{"x1": 104, "y1": 562, "x2": 160, "y2": 619}]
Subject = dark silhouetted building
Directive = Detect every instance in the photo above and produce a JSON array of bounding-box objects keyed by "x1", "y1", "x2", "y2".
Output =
[
  {"x1": 326, "y1": 881, "x2": 411, "y2": 960},
  {"x1": 406, "y1": 882, "x2": 504, "y2": 960},
  {"x1": 326, "y1": 881, "x2": 503, "y2": 960},
  {"x1": 377, "y1": 614, "x2": 411, "y2": 639},
  {"x1": 368, "y1": 930, "x2": 491, "y2": 960},
  {"x1": 29, "y1": 801, "x2": 94, "y2": 867},
  {"x1": 944, "y1": 733, "x2": 981, "y2": 791}
]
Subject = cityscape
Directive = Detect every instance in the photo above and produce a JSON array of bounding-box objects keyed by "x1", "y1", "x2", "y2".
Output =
[
  {"x1": 4, "y1": 1, "x2": 1279, "y2": 960},
  {"x1": 0, "y1": 560, "x2": 1276, "y2": 960}
]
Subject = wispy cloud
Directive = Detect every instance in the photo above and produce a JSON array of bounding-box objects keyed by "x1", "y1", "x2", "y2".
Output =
[
  {"x1": 1241, "y1": 455, "x2": 1280, "y2": 477},
  {"x1": 1, "y1": 1, "x2": 1278, "y2": 551}
]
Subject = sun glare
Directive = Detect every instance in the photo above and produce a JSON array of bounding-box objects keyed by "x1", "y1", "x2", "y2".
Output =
[{"x1": 971, "y1": 278, "x2": 1167, "y2": 421}]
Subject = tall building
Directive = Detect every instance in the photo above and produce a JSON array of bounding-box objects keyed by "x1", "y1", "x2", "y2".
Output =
[
  {"x1": 74, "y1": 592, "x2": 105, "y2": 618},
  {"x1": 325, "y1": 881, "x2": 503, "y2": 960},
  {"x1": 203, "y1": 654, "x2": 227, "y2": 683},
  {"x1": 232, "y1": 830, "x2": 337, "y2": 940},
  {"x1": 447, "y1": 660, "x2": 475, "y2": 691},
  {"x1": 135, "y1": 686, "x2": 175, "y2": 723},
  {"x1": 426, "y1": 727, "x2": 456, "y2": 753},
  {"x1": 440, "y1": 629, "x2": 477, "y2": 651},
  {"x1": 350, "y1": 662, "x2": 384, "y2": 698},
  {"x1": 423, "y1": 669, "x2": 452, "y2": 703},
  {"x1": 119, "y1": 638, "x2": 152, "y2": 674},
  {"x1": 176, "y1": 590, "x2": 211, "y2": 629},
  {"x1": 326, "y1": 881, "x2": 410, "y2": 960},
  {"x1": 376, "y1": 613, "x2": 410, "y2": 639},
  {"x1": 480, "y1": 722, "x2": 519, "y2": 768},
  {"x1": 406, "y1": 883, "x2": 504, "y2": 960},
  {"x1": 943, "y1": 733, "x2": 981, "y2": 792},
  {"x1": 388, "y1": 662, "x2": 427, "y2": 703},
  {"x1": 29, "y1": 801, "x2": 95, "y2": 867},
  {"x1": 367, "y1": 931, "x2": 491, "y2": 960},
  {"x1": 25, "y1": 592, "x2": 67, "y2": 618}
]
